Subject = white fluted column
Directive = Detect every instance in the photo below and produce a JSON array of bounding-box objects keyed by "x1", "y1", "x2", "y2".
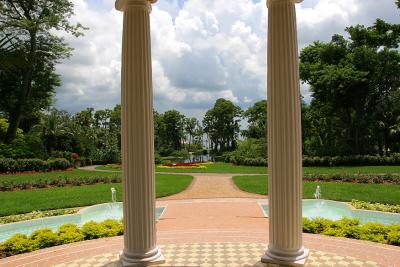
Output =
[
  {"x1": 116, "y1": 0, "x2": 164, "y2": 266},
  {"x1": 261, "y1": 0, "x2": 309, "y2": 266}
]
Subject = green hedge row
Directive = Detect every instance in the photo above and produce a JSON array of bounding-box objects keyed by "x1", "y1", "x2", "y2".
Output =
[
  {"x1": 0, "y1": 158, "x2": 71, "y2": 173},
  {"x1": 227, "y1": 154, "x2": 400, "y2": 167},
  {"x1": 0, "y1": 220, "x2": 123, "y2": 257},
  {"x1": 0, "y1": 175, "x2": 121, "y2": 191},
  {"x1": 303, "y1": 173, "x2": 400, "y2": 185},
  {"x1": 303, "y1": 217, "x2": 400, "y2": 246}
]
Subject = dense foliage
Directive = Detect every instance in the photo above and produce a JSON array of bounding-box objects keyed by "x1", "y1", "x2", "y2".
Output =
[
  {"x1": 300, "y1": 19, "x2": 400, "y2": 156},
  {"x1": 0, "y1": 219, "x2": 123, "y2": 257},
  {"x1": 303, "y1": 217, "x2": 400, "y2": 246},
  {"x1": 0, "y1": 0, "x2": 86, "y2": 142},
  {"x1": 0, "y1": 158, "x2": 71, "y2": 173}
]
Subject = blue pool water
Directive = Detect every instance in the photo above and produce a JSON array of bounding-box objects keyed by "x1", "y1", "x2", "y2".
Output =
[
  {"x1": 261, "y1": 200, "x2": 400, "y2": 225},
  {"x1": 0, "y1": 203, "x2": 165, "y2": 242}
]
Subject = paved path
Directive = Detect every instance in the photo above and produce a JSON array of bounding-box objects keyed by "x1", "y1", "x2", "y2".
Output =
[
  {"x1": 160, "y1": 174, "x2": 265, "y2": 200},
  {"x1": 80, "y1": 166, "x2": 265, "y2": 199}
]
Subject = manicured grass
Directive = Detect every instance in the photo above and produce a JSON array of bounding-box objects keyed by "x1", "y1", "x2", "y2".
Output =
[
  {"x1": 0, "y1": 169, "x2": 119, "y2": 184},
  {"x1": 233, "y1": 175, "x2": 400, "y2": 205},
  {"x1": 97, "y1": 162, "x2": 400, "y2": 174},
  {"x1": 0, "y1": 174, "x2": 193, "y2": 216}
]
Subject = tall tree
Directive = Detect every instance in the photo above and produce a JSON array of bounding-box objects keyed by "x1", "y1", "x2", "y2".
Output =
[
  {"x1": 0, "y1": 0, "x2": 86, "y2": 143},
  {"x1": 158, "y1": 110, "x2": 185, "y2": 153},
  {"x1": 300, "y1": 19, "x2": 400, "y2": 155},
  {"x1": 242, "y1": 100, "x2": 267, "y2": 139},
  {"x1": 203, "y1": 98, "x2": 242, "y2": 153}
]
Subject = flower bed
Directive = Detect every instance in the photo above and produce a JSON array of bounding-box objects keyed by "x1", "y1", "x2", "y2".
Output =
[{"x1": 158, "y1": 162, "x2": 210, "y2": 169}]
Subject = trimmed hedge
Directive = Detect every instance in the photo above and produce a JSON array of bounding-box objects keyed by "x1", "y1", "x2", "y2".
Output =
[
  {"x1": 0, "y1": 158, "x2": 71, "y2": 173},
  {"x1": 0, "y1": 219, "x2": 123, "y2": 257},
  {"x1": 303, "y1": 217, "x2": 400, "y2": 246},
  {"x1": 227, "y1": 154, "x2": 400, "y2": 167},
  {"x1": 0, "y1": 175, "x2": 121, "y2": 191},
  {"x1": 303, "y1": 173, "x2": 400, "y2": 185}
]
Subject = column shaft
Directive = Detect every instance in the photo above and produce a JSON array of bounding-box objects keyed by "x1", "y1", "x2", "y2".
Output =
[
  {"x1": 117, "y1": 0, "x2": 164, "y2": 265},
  {"x1": 262, "y1": 0, "x2": 308, "y2": 266}
]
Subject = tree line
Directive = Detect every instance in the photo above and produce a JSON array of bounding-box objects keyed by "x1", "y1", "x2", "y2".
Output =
[{"x1": 0, "y1": 0, "x2": 399, "y2": 162}]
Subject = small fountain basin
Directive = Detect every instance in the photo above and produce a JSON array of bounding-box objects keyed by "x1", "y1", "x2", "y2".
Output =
[
  {"x1": 0, "y1": 203, "x2": 165, "y2": 242},
  {"x1": 261, "y1": 199, "x2": 400, "y2": 225}
]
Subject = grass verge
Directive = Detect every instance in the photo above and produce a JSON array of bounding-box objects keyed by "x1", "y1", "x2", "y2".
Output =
[
  {"x1": 233, "y1": 175, "x2": 400, "y2": 205},
  {"x1": 0, "y1": 174, "x2": 192, "y2": 216}
]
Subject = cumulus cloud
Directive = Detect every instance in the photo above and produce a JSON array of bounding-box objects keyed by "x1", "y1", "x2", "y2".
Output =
[{"x1": 55, "y1": 0, "x2": 399, "y2": 118}]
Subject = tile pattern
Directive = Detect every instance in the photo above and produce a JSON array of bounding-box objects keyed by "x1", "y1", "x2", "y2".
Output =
[{"x1": 54, "y1": 243, "x2": 383, "y2": 267}]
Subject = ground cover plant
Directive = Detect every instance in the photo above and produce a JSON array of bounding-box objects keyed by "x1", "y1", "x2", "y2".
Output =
[
  {"x1": 232, "y1": 175, "x2": 400, "y2": 205},
  {"x1": 0, "y1": 219, "x2": 124, "y2": 258},
  {"x1": 0, "y1": 208, "x2": 79, "y2": 224},
  {"x1": 303, "y1": 218, "x2": 400, "y2": 246},
  {"x1": 0, "y1": 174, "x2": 193, "y2": 216},
  {"x1": 351, "y1": 200, "x2": 400, "y2": 213}
]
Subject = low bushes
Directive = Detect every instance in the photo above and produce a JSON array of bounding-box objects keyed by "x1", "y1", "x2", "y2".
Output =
[
  {"x1": 351, "y1": 200, "x2": 400, "y2": 213},
  {"x1": 302, "y1": 217, "x2": 400, "y2": 246},
  {"x1": 0, "y1": 175, "x2": 121, "y2": 191},
  {"x1": 0, "y1": 208, "x2": 79, "y2": 224},
  {"x1": 226, "y1": 154, "x2": 400, "y2": 167},
  {"x1": 303, "y1": 173, "x2": 400, "y2": 185},
  {"x1": 0, "y1": 158, "x2": 71, "y2": 174},
  {"x1": 0, "y1": 219, "x2": 123, "y2": 257}
]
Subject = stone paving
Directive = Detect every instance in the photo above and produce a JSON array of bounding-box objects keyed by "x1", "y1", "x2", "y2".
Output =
[{"x1": 54, "y1": 243, "x2": 384, "y2": 267}]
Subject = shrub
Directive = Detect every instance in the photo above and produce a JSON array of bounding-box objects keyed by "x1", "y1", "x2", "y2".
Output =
[
  {"x1": 47, "y1": 158, "x2": 71, "y2": 171},
  {"x1": 101, "y1": 219, "x2": 124, "y2": 237},
  {"x1": 360, "y1": 223, "x2": 389, "y2": 243},
  {"x1": 0, "y1": 158, "x2": 18, "y2": 173},
  {"x1": 81, "y1": 221, "x2": 108, "y2": 239},
  {"x1": 58, "y1": 224, "x2": 84, "y2": 244},
  {"x1": 30, "y1": 228, "x2": 59, "y2": 248},
  {"x1": 0, "y1": 158, "x2": 71, "y2": 174},
  {"x1": 0, "y1": 234, "x2": 36, "y2": 255}
]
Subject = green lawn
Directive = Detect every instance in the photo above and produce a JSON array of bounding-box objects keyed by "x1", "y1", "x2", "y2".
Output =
[
  {"x1": 97, "y1": 162, "x2": 400, "y2": 174},
  {"x1": 0, "y1": 169, "x2": 119, "y2": 184},
  {"x1": 233, "y1": 175, "x2": 400, "y2": 205},
  {"x1": 0, "y1": 174, "x2": 193, "y2": 216}
]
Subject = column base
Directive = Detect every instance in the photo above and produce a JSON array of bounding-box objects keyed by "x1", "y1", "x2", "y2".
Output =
[
  {"x1": 120, "y1": 247, "x2": 165, "y2": 267},
  {"x1": 261, "y1": 247, "x2": 309, "y2": 267}
]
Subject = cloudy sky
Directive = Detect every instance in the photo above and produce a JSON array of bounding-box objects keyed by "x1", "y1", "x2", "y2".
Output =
[{"x1": 55, "y1": 0, "x2": 399, "y2": 118}]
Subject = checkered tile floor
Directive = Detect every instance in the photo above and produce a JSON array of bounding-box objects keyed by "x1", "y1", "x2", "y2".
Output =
[{"x1": 55, "y1": 243, "x2": 383, "y2": 267}]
